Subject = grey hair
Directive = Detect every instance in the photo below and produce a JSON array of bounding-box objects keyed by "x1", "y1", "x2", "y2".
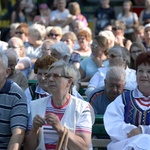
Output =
[
  {"x1": 49, "y1": 60, "x2": 80, "y2": 86},
  {"x1": 51, "y1": 42, "x2": 71, "y2": 63},
  {"x1": 29, "y1": 23, "x2": 46, "y2": 41},
  {"x1": 0, "y1": 51, "x2": 8, "y2": 69},
  {"x1": 4, "y1": 49, "x2": 18, "y2": 62},
  {"x1": 105, "y1": 66, "x2": 126, "y2": 84},
  {"x1": 110, "y1": 45, "x2": 130, "y2": 65}
]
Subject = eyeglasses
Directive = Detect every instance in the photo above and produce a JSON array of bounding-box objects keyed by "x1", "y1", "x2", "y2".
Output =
[
  {"x1": 112, "y1": 26, "x2": 122, "y2": 31},
  {"x1": 108, "y1": 54, "x2": 122, "y2": 58},
  {"x1": 91, "y1": 43, "x2": 98, "y2": 49},
  {"x1": 41, "y1": 48, "x2": 51, "y2": 51},
  {"x1": 49, "y1": 33, "x2": 60, "y2": 37},
  {"x1": 8, "y1": 45, "x2": 20, "y2": 49},
  {"x1": 131, "y1": 50, "x2": 142, "y2": 54},
  {"x1": 15, "y1": 31, "x2": 24, "y2": 35},
  {"x1": 45, "y1": 73, "x2": 71, "y2": 79}
]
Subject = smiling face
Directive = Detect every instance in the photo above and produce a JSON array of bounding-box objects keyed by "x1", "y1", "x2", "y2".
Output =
[{"x1": 136, "y1": 63, "x2": 150, "y2": 91}]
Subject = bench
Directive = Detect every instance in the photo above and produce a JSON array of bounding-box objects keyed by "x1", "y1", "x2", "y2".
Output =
[{"x1": 92, "y1": 115, "x2": 111, "y2": 149}]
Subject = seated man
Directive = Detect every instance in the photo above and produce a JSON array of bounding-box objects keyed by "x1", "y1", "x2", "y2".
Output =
[
  {"x1": 86, "y1": 46, "x2": 137, "y2": 97},
  {"x1": 0, "y1": 51, "x2": 28, "y2": 149},
  {"x1": 88, "y1": 66, "x2": 126, "y2": 115},
  {"x1": 5, "y1": 49, "x2": 28, "y2": 91}
]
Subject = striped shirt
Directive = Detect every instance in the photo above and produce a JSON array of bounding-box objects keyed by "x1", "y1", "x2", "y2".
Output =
[
  {"x1": 28, "y1": 96, "x2": 92, "y2": 150},
  {"x1": 0, "y1": 80, "x2": 28, "y2": 149}
]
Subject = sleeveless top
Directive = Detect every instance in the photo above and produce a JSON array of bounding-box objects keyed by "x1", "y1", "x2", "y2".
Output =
[{"x1": 122, "y1": 90, "x2": 150, "y2": 126}]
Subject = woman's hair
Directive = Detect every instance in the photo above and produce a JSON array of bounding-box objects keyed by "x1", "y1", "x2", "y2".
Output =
[
  {"x1": 42, "y1": 39, "x2": 54, "y2": 48},
  {"x1": 94, "y1": 35, "x2": 109, "y2": 56},
  {"x1": 62, "y1": 31, "x2": 77, "y2": 42},
  {"x1": 68, "y1": 2, "x2": 81, "y2": 15},
  {"x1": 49, "y1": 60, "x2": 80, "y2": 86},
  {"x1": 29, "y1": 23, "x2": 46, "y2": 41},
  {"x1": 51, "y1": 41, "x2": 71, "y2": 63},
  {"x1": 16, "y1": 23, "x2": 29, "y2": 36},
  {"x1": 122, "y1": 0, "x2": 132, "y2": 15},
  {"x1": 136, "y1": 51, "x2": 150, "y2": 71},
  {"x1": 34, "y1": 55, "x2": 57, "y2": 74},
  {"x1": 49, "y1": 27, "x2": 62, "y2": 37},
  {"x1": 9, "y1": 37, "x2": 25, "y2": 57},
  {"x1": 99, "y1": 30, "x2": 115, "y2": 49},
  {"x1": 130, "y1": 42, "x2": 146, "y2": 69},
  {"x1": 77, "y1": 29, "x2": 92, "y2": 42},
  {"x1": 110, "y1": 45, "x2": 130, "y2": 65}
]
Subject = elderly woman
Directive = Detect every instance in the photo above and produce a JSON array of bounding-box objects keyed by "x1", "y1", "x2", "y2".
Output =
[
  {"x1": 47, "y1": 26, "x2": 62, "y2": 43},
  {"x1": 24, "y1": 55, "x2": 57, "y2": 113},
  {"x1": 24, "y1": 60, "x2": 94, "y2": 150},
  {"x1": 41, "y1": 39, "x2": 54, "y2": 56},
  {"x1": 75, "y1": 29, "x2": 92, "y2": 59},
  {"x1": 61, "y1": 31, "x2": 81, "y2": 68},
  {"x1": 26, "y1": 23, "x2": 46, "y2": 65},
  {"x1": 104, "y1": 51, "x2": 150, "y2": 150},
  {"x1": 50, "y1": 41, "x2": 83, "y2": 99}
]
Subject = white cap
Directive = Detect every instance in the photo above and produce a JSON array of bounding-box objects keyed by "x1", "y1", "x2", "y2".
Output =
[{"x1": 144, "y1": 23, "x2": 150, "y2": 29}]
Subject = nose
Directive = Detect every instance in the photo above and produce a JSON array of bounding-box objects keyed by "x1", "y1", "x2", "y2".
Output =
[{"x1": 112, "y1": 86, "x2": 117, "y2": 92}]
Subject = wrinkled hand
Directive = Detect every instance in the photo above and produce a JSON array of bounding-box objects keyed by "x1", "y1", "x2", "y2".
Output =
[
  {"x1": 127, "y1": 126, "x2": 142, "y2": 138},
  {"x1": 33, "y1": 115, "x2": 45, "y2": 131},
  {"x1": 45, "y1": 113, "x2": 64, "y2": 135}
]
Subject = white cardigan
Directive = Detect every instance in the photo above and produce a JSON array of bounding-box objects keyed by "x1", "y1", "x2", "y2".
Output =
[{"x1": 30, "y1": 95, "x2": 95, "y2": 150}]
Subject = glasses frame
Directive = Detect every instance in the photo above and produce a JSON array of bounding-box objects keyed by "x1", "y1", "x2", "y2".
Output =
[
  {"x1": 49, "y1": 33, "x2": 60, "y2": 37},
  {"x1": 45, "y1": 73, "x2": 72, "y2": 79},
  {"x1": 91, "y1": 43, "x2": 98, "y2": 49}
]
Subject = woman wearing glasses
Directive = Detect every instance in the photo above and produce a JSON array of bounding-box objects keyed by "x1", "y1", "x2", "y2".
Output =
[{"x1": 24, "y1": 60, "x2": 94, "y2": 150}]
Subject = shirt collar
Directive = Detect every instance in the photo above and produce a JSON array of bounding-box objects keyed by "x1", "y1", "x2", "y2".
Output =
[
  {"x1": 133, "y1": 87, "x2": 150, "y2": 98},
  {"x1": 0, "y1": 80, "x2": 12, "y2": 93}
]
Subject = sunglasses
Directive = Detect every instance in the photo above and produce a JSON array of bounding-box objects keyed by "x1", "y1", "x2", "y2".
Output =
[
  {"x1": 8, "y1": 45, "x2": 20, "y2": 49},
  {"x1": 45, "y1": 73, "x2": 71, "y2": 79},
  {"x1": 15, "y1": 31, "x2": 24, "y2": 35},
  {"x1": 131, "y1": 50, "x2": 142, "y2": 54},
  {"x1": 112, "y1": 26, "x2": 122, "y2": 31},
  {"x1": 49, "y1": 33, "x2": 60, "y2": 37},
  {"x1": 91, "y1": 43, "x2": 98, "y2": 49}
]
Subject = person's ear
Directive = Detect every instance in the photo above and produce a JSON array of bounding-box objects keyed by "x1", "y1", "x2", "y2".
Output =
[
  {"x1": 5, "y1": 68, "x2": 11, "y2": 78},
  {"x1": 104, "y1": 79, "x2": 106, "y2": 86},
  {"x1": 67, "y1": 78, "x2": 73, "y2": 87}
]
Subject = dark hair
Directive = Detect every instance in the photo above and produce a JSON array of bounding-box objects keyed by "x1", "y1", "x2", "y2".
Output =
[
  {"x1": 136, "y1": 51, "x2": 150, "y2": 71},
  {"x1": 130, "y1": 42, "x2": 146, "y2": 69},
  {"x1": 34, "y1": 55, "x2": 57, "y2": 74},
  {"x1": 94, "y1": 35, "x2": 109, "y2": 56}
]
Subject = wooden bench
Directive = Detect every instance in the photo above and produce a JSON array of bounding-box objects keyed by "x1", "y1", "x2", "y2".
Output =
[{"x1": 92, "y1": 115, "x2": 111, "y2": 149}]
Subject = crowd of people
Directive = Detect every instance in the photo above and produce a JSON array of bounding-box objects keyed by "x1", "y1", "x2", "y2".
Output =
[{"x1": 0, "y1": 0, "x2": 150, "y2": 149}]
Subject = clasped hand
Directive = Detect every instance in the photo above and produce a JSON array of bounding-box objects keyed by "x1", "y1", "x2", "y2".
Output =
[
  {"x1": 33, "y1": 113, "x2": 63, "y2": 132},
  {"x1": 127, "y1": 126, "x2": 142, "y2": 138}
]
